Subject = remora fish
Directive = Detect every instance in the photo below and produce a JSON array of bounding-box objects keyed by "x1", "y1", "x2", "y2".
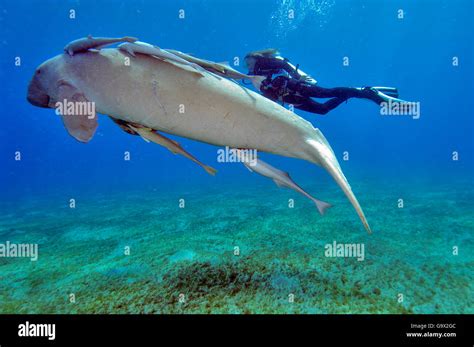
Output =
[
  {"x1": 165, "y1": 49, "x2": 265, "y2": 86},
  {"x1": 118, "y1": 41, "x2": 207, "y2": 76},
  {"x1": 27, "y1": 47, "x2": 372, "y2": 233},
  {"x1": 236, "y1": 150, "x2": 332, "y2": 215},
  {"x1": 128, "y1": 124, "x2": 217, "y2": 176},
  {"x1": 64, "y1": 35, "x2": 138, "y2": 56}
]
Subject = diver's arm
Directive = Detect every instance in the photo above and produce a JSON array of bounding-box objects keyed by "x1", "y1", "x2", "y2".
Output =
[
  {"x1": 275, "y1": 57, "x2": 317, "y2": 83},
  {"x1": 275, "y1": 57, "x2": 302, "y2": 79},
  {"x1": 253, "y1": 55, "x2": 316, "y2": 83}
]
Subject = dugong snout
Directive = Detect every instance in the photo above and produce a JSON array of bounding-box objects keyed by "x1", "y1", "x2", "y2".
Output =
[{"x1": 27, "y1": 69, "x2": 50, "y2": 108}]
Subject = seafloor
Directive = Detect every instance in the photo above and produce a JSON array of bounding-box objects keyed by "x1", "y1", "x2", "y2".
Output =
[{"x1": 0, "y1": 174, "x2": 472, "y2": 314}]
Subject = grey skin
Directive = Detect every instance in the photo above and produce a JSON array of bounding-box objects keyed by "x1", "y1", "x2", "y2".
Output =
[
  {"x1": 26, "y1": 47, "x2": 372, "y2": 233},
  {"x1": 236, "y1": 150, "x2": 332, "y2": 215},
  {"x1": 64, "y1": 35, "x2": 138, "y2": 56}
]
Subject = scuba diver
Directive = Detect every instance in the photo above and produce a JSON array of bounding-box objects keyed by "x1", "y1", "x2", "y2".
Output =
[{"x1": 245, "y1": 49, "x2": 411, "y2": 115}]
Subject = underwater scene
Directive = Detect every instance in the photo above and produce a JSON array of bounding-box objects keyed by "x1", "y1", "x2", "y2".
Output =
[{"x1": 0, "y1": 0, "x2": 472, "y2": 314}]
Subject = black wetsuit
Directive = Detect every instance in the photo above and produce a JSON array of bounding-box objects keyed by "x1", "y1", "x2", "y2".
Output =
[{"x1": 251, "y1": 56, "x2": 384, "y2": 114}]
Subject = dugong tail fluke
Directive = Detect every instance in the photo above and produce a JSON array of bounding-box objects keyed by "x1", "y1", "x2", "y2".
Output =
[{"x1": 304, "y1": 138, "x2": 372, "y2": 234}]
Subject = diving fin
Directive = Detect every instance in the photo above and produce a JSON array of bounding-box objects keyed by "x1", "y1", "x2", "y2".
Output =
[
  {"x1": 371, "y1": 88, "x2": 409, "y2": 104},
  {"x1": 371, "y1": 88, "x2": 416, "y2": 114},
  {"x1": 371, "y1": 86, "x2": 399, "y2": 98}
]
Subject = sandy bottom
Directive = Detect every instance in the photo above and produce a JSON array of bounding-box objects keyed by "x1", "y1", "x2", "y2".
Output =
[{"x1": 0, "y1": 175, "x2": 472, "y2": 313}]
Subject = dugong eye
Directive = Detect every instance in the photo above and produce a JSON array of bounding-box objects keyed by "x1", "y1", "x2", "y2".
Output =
[{"x1": 36, "y1": 69, "x2": 41, "y2": 75}]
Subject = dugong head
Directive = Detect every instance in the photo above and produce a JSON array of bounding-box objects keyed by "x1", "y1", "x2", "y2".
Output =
[
  {"x1": 27, "y1": 54, "x2": 98, "y2": 142},
  {"x1": 27, "y1": 58, "x2": 57, "y2": 108}
]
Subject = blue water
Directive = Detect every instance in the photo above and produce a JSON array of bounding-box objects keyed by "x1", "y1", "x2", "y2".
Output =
[{"x1": 0, "y1": 0, "x2": 472, "y2": 313}]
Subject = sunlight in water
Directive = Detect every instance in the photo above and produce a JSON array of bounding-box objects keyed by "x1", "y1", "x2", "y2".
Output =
[{"x1": 269, "y1": 0, "x2": 335, "y2": 40}]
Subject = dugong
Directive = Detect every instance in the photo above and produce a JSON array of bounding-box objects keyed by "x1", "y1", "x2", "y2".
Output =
[{"x1": 27, "y1": 48, "x2": 372, "y2": 233}]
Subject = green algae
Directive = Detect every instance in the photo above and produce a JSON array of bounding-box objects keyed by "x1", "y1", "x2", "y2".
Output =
[{"x1": 0, "y1": 176, "x2": 472, "y2": 314}]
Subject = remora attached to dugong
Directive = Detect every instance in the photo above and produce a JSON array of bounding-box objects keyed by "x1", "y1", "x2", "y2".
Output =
[
  {"x1": 127, "y1": 124, "x2": 217, "y2": 176},
  {"x1": 165, "y1": 49, "x2": 266, "y2": 87},
  {"x1": 64, "y1": 35, "x2": 138, "y2": 56},
  {"x1": 26, "y1": 47, "x2": 372, "y2": 233},
  {"x1": 118, "y1": 41, "x2": 207, "y2": 75}
]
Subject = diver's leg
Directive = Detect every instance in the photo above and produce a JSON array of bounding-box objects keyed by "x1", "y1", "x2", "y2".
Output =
[
  {"x1": 297, "y1": 84, "x2": 385, "y2": 105},
  {"x1": 295, "y1": 97, "x2": 348, "y2": 115}
]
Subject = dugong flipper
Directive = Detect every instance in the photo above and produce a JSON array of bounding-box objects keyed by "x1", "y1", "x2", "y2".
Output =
[{"x1": 53, "y1": 80, "x2": 98, "y2": 142}]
